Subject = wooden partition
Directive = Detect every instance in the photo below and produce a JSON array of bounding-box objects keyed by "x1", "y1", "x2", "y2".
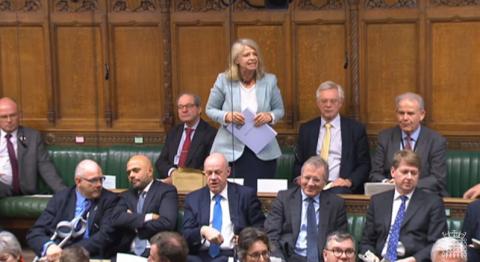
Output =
[{"x1": 0, "y1": 0, "x2": 479, "y2": 148}]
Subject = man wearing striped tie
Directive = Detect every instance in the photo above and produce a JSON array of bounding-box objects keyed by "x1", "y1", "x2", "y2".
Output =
[
  {"x1": 183, "y1": 153, "x2": 265, "y2": 262},
  {"x1": 360, "y1": 150, "x2": 447, "y2": 262}
]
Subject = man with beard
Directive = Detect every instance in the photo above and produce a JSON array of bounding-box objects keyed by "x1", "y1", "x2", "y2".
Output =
[
  {"x1": 112, "y1": 155, "x2": 178, "y2": 257},
  {"x1": 27, "y1": 159, "x2": 118, "y2": 260}
]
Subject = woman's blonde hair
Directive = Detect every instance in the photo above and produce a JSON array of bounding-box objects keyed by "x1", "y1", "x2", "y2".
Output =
[{"x1": 225, "y1": 38, "x2": 265, "y2": 81}]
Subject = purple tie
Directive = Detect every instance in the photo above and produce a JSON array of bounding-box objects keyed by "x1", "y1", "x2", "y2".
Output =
[
  {"x1": 404, "y1": 135, "x2": 412, "y2": 150},
  {"x1": 5, "y1": 133, "x2": 20, "y2": 195}
]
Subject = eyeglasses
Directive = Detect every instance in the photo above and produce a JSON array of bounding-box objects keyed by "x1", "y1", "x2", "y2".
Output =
[
  {"x1": 318, "y1": 99, "x2": 340, "y2": 105},
  {"x1": 247, "y1": 251, "x2": 270, "y2": 261},
  {"x1": 325, "y1": 247, "x2": 355, "y2": 258},
  {"x1": 177, "y1": 104, "x2": 197, "y2": 110},
  {"x1": 81, "y1": 176, "x2": 106, "y2": 184}
]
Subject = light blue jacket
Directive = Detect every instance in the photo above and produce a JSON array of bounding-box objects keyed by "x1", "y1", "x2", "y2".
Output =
[{"x1": 206, "y1": 72, "x2": 284, "y2": 162}]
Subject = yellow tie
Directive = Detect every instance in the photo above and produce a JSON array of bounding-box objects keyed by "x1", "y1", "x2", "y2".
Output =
[{"x1": 320, "y1": 123, "x2": 332, "y2": 161}]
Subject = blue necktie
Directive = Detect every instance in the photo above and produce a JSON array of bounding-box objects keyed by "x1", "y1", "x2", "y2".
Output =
[
  {"x1": 134, "y1": 192, "x2": 147, "y2": 256},
  {"x1": 306, "y1": 197, "x2": 319, "y2": 262},
  {"x1": 82, "y1": 199, "x2": 92, "y2": 239},
  {"x1": 386, "y1": 195, "x2": 408, "y2": 261},
  {"x1": 209, "y1": 194, "x2": 222, "y2": 258}
]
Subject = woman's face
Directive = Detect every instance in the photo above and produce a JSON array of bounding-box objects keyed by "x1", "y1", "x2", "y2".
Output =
[
  {"x1": 245, "y1": 240, "x2": 270, "y2": 262},
  {"x1": 236, "y1": 45, "x2": 258, "y2": 72},
  {"x1": 0, "y1": 252, "x2": 19, "y2": 262}
]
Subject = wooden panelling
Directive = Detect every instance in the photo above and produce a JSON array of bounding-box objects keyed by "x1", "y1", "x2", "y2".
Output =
[
  {"x1": 173, "y1": 24, "x2": 226, "y2": 113},
  {"x1": 53, "y1": 25, "x2": 105, "y2": 130},
  {"x1": 295, "y1": 23, "x2": 347, "y2": 123},
  {"x1": 111, "y1": 25, "x2": 164, "y2": 130},
  {"x1": 363, "y1": 22, "x2": 418, "y2": 132},
  {"x1": 429, "y1": 21, "x2": 480, "y2": 133},
  {"x1": 0, "y1": 0, "x2": 479, "y2": 148}
]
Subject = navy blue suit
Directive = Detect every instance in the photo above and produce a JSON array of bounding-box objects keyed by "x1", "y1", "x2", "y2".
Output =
[
  {"x1": 26, "y1": 187, "x2": 119, "y2": 258},
  {"x1": 462, "y1": 199, "x2": 480, "y2": 261},
  {"x1": 155, "y1": 119, "x2": 216, "y2": 178},
  {"x1": 182, "y1": 182, "x2": 265, "y2": 256},
  {"x1": 293, "y1": 116, "x2": 371, "y2": 193},
  {"x1": 360, "y1": 189, "x2": 447, "y2": 262},
  {"x1": 112, "y1": 179, "x2": 178, "y2": 254}
]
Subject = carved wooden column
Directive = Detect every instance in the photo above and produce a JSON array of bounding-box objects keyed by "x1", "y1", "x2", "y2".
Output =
[
  {"x1": 160, "y1": 0, "x2": 173, "y2": 130},
  {"x1": 347, "y1": 0, "x2": 360, "y2": 120}
]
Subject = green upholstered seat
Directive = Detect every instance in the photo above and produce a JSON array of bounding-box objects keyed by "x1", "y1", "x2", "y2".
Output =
[
  {"x1": 447, "y1": 151, "x2": 480, "y2": 197},
  {"x1": 276, "y1": 147, "x2": 295, "y2": 180},
  {"x1": 0, "y1": 195, "x2": 51, "y2": 218}
]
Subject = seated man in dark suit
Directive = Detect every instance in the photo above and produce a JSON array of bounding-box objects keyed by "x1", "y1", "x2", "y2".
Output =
[
  {"x1": 370, "y1": 92, "x2": 448, "y2": 196},
  {"x1": 360, "y1": 150, "x2": 447, "y2": 262},
  {"x1": 27, "y1": 159, "x2": 119, "y2": 260},
  {"x1": 293, "y1": 81, "x2": 370, "y2": 194},
  {"x1": 112, "y1": 155, "x2": 178, "y2": 257},
  {"x1": 182, "y1": 153, "x2": 265, "y2": 262},
  {"x1": 462, "y1": 199, "x2": 480, "y2": 261},
  {"x1": 155, "y1": 93, "x2": 216, "y2": 184},
  {"x1": 0, "y1": 97, "x2": 66, "y2": 197},
  {"x1": 266, "y1": 156, "x2": 348, "y2": 262}
]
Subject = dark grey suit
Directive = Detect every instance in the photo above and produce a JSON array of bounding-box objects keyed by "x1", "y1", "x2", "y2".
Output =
[
  {"x1": 264, "y1": 187, "x2": 347, "y2": 262},
  {"x1": 370, "y1": 125, "x2": 448, "y2": 196},
  {"x1": 360, "y1": 189, "x2": 447, "y2": 262},
  {"x1": 0, "y1": 126, "x2": 66, "y2": 197}
]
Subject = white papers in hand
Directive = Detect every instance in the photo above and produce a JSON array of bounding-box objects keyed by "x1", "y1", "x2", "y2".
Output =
[{"x1": 226, "y1": 108, "x2": 277, "y2": 154}]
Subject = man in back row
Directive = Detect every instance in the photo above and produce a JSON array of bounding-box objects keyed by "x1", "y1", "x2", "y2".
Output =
[
  {"x1": 370, "y1": 92, "x2": 448, "y2": 196},
  {"x1": 155, "y1": 93, "x2": 216, "y2": 184},
  {"x1": 0, "y1": 97, "x2": 66, "y2": 197},
  {"x1": 294, "y1": 81, "x2": 370, "y2": 194}
]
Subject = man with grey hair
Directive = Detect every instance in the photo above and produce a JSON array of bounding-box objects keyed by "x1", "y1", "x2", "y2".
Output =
[
  {"x1": 0, "y1": 231, "x2": 23, "y2": 262},
  {"x1": 27, "y1": 159, "x2": 119, "y2": 260},
  {"x1": 431, "y1": 237, "x2": 467, "y2": 262},
  {"x1": 370, "y1": 92, "x2": 448, "y2": 196},
  {"x1": 294, "y1": 80, "x2": 370, "y2": 194},
  {"x1": 266, "y1": 156, "x2": 347, "y2": 262},
  {"x1": 156, "y1": 93, "x2": 216, "y2": 184},
  {"x1": 323, "y1": 231, "x2": 356, "y2": 262}
]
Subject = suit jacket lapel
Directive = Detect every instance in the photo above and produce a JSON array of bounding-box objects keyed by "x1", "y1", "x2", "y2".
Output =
[
  {"x1": 187, "y1": 120, "x2": 204, "y2": 165},
  {"x1": 16, "y1": 127, "x2": 27, "y2": 164},
  {"x1": 309, "y1": 118, "x2": 322, "y2": 156},
  {"x1": 255, "y1": 78, "x2": 266, "y2": 112},
  {"x1": 142, "y1": 181, "x2": 158, "y2": 213},
  {"x1": 200, "y1": 187, "x2": 211, "y2": 226},
  {"x1": 318, "y1": 193, "x2": 330, "y2": 245},
  {"x1": 382, "y1": 191, "x2": 394, "y2": 233},
  {"x1": 401, "y1": 190, "x2": 421, "y2": 227},
  {"x1": 414, "y1": 127, "x2": 426, "y2": 156},
  {"x1": 227, "y1": 183, "x2": 239, "y2": 233},
  {"x1": 339, "y1": 117, "x2": 351, "y2": 177},
  {"x1": 291, "y1": 188, "x2": 303, "y2": 242}
]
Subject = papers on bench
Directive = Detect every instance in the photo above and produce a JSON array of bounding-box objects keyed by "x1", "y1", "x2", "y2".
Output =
[
  {"x1": 257, "y1": 179, "x2": 288, "y2": 193},
  {"x1": 226, "y1": 108, "x2": 277, "y2": 154},
  {"x1": 364, "y1": 182, "x2": 395, "y2": 196}
]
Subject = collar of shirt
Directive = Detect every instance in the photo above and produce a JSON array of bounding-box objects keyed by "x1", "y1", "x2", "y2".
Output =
[
  {"x1": 321, "y1": 114, "x2": 341, "y2": 129},
  {"x1": 0, "y1": 129, "x2": 18, "y2": 146},
  {"x1": 210, "y1": 183, "x2": 229, "y2": 201},
  {"x1": 393, "y1": 189, "x2": 414, "y2": 205},
  {"x1": 401, "y1": 125, "x2": 421, "y2": 143},
  {"x1": 183, "y1": 119, "x2": 200, "y2": 130},
  {"x1": 138, "y1": 179, "x2": 154, "y2": 196},
  {"x1": 300, "y1": 189, "x2": 320, "y2": 204}
]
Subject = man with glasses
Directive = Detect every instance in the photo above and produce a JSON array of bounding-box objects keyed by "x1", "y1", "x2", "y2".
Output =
[
  {"x1": 265, "y1": 156, "x2": 348, "y2": 262},
  {"x1": 155, "y1": 93, "x2": 216, "y2": 184},
  {"x1": 0, "y1": 97, "x2": 66, "y2": 197},
  {"x1": 27, "y1": 159, "x2": 119, "y2": 260},
  {"x1": 360, "y1": 150, "x2": 447, "y2": 262},
  {"x1": 183, "y1": 153, "x2": 265, "y2": 262},
  {"x1": 323, "y1": 231, "x2": 356, "y2": 262},
  {"x1": 293, "y1": 81, "x2": 370, "y2": 194},
  {"x1": 112, "y1": 155, "x2": 178, "y2": 257}
]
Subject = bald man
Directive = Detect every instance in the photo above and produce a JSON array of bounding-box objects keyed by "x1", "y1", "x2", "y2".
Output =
[
  {"x1": 112, "y1": 155, "x2": 178, "y2": 257},
  {"x1": 0, "y1": 97, "x2": 66, "y2": 197},
  {"x1": 27, "y1": 159, "x2": 119, "y2": 260}
]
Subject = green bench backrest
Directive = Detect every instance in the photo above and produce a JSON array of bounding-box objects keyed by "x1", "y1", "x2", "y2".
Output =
[{"x1": 447, "y1": 151, "x2": 480, "y2": 197}]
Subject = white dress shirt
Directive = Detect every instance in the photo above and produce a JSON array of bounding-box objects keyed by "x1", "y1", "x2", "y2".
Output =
[{"x1": 0, "y1": 129, "x2": 18, "y2": 186}]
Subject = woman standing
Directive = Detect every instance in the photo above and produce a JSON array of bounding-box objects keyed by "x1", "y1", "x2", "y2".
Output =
[{"x1": 206, "y1": 39, "x2": 284, "y2": 190}]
